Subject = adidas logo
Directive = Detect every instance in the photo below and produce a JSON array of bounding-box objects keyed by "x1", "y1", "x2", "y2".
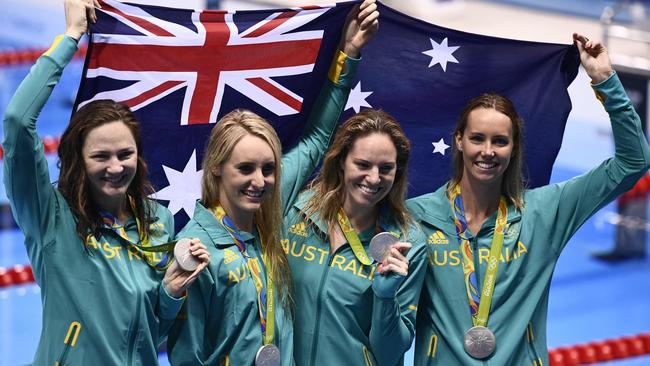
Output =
[
  {"x1": 288, "y1": 222, "x2": 309, "y2": 237},
  {"x1": 223, "y1": 248, "x2": 240, "y2": 264},
  {"x1": 428, "y1": 230, "x2": 449, "y2": 245}
]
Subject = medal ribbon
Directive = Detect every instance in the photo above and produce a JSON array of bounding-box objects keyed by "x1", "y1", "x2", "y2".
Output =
[
  {"x1": 210, "y1": 205, "x2": 275, "y2": 345},
  {"x1": 91, "y1": 199, "x2": 174, "y2": 270},
  {"x1": 450, "y1": 184, "x2": 507, "y2": 327},
  {"x1": 336, "y1": 208, "x2": 373, "y2": 265}
]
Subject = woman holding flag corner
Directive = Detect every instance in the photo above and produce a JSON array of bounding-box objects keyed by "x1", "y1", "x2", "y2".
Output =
[
  {"x1": 2, "y1": 0, "x2": 210, "y2": 364},
  {"x1": 166, "y1": 1, "x2": 380, "y2": 365},
  {"x1": 407, "y1": 33, "x2": 650, "y2": 365}
]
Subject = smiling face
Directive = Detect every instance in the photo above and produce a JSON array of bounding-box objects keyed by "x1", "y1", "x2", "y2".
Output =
[
  {"x1": 82, "y1": 120, "x2": 138, "y2": 212},
  {"x1": 341, "y1": 133, "x2": 397, "y2": 215},
  {"x1": 216, "y1": 134, "x2": 276, "y2": 228},
  {"x1": 456, "y1": 107, "x2": 514, "y2": 190}
]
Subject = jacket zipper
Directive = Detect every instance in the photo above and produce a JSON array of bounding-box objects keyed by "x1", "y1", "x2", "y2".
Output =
[
  {"x1": 308, "y1": 246, "x2": 343, "y2": 366},
  {"x1": 125, "y1": 252, "x2": 143, "y2": 366}
]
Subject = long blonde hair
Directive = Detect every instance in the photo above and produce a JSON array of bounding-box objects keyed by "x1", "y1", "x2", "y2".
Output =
[
  {"x1": 304, "y1": 109, "x2": 412, "y2": 236},
  {"x1": 201, "y1": 109, "x2": 292, "y2": 309}
]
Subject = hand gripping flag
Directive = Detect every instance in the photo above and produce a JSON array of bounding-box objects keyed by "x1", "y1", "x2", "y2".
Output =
[{"x1": 75, "y1": 0, "x2": 580, "y2": 228}]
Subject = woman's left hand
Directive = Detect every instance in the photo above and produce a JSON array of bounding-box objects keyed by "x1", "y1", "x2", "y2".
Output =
[
  {"x1": 163, "y1": 238, "x2": 210, "y2": 298},
  {"x1": 573, "y1": 33, "x2": 614, "y2": 84},
  {"x1": 377, "y1": 241, "x2": 411, "y2": 276},
  {"x1": 372, "y1": 241, "x2": 411, "y2": 299}
]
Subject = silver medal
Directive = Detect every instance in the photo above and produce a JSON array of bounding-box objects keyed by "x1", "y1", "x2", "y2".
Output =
[
  {"x1": 173, "y1": 238, "x2": 199, "y2": 271},
  {"x1": 369, "y1": 232, "x2": 398, "y2": 263},
  {"x1": 255, "y1": 344, "x2": 281, "y2": 366},
  {"x1": 463, "y1": 326, "x2": 496, "y2": 359}
]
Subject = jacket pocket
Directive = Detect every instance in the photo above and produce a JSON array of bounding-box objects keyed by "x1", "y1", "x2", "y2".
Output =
[
  {"x1": 526, "y1": 322, "x2": 544, "y2": 366},
  {"x1": 427, "y1": 332, "x2": 439, "y2": 360},
  {"x1": 219, "y1": 354, "x2": 229, "y2": 366},
  {"x1": 54, "y1": 321, "x2": 82, "y2": 366},
  {"x1": 362, "y1": 345, "x2": 374, "y2": 366}
]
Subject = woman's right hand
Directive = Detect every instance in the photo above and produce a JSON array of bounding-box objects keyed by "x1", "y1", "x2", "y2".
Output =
[{"x1": 64, "y1": 0, "x2": 101, "y2": 41}]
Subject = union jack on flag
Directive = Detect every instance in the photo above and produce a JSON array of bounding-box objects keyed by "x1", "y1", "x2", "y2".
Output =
[{"x1": 76, "y1": 0, "x2": 354, "y2": 226}]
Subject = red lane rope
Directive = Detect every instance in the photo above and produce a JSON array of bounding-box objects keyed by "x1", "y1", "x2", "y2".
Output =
[
  {"x1": 0, "y1": 45, "x2": 86, "y2": 67},
  {"x1": 549, "y1": 334, "x2": 650, "y2": 365},
  {"x1": 618, "y1": 172, "x2": 650, "y2": 206},
  {"x1": 0, "y1": 135, "x2": 60, "y2": 159},
  {"x1": 0, "y1": 264, "x2": 34, "y2": 287}
]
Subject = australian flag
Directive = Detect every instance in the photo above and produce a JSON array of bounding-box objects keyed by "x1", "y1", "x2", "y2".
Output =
[{"x1": 75, "y1": 0, "x2": 580, "y2": 228}]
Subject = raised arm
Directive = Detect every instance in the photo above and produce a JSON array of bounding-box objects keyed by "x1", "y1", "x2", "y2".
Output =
[
  {"x1": 2, "y1": 0, "x2": 96, "y2": 254},
  {"x1": 280, "y1": 0, "x2": 379, "y2": 214},
  {"x1": 546, "y1": 34, "x2": 650, "y2": 253}
]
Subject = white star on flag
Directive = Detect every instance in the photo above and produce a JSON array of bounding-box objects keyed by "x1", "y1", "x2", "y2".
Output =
[
  {"x1": 345, "y1": 81, "x2": 373, "y2": 113},
  {"x1": 154, "y1": 150, "x2": 203, "y2": 217},
  {"x1": 432, "y1": 138, "x2": 450, "y2": 155},
  {"x1": 422, "y1": 37, "x2": 460, "y2": 71}
]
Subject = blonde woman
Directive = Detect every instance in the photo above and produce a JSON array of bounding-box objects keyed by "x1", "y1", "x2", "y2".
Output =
[{"x1": 167, "y1": 1, "x2": 379, "y2": 365}]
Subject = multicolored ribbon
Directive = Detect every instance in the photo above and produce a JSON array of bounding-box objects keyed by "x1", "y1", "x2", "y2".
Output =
[
  {"x1": 336, "y1": 208, "x2": 373, "y2": 265},
  {"x1": 450, "y1": 184, "x2": 507, "y2": 327},
  {"x1": 210, "y1": 205, "x2": 275, "y2": 346},
  {"x1": 88, "y1": 198, "x2": 174, "y2": 270}
]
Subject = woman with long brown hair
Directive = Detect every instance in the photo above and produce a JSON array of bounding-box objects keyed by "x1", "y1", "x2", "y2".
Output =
[
  {"x1": 409, "y1": 34, "x2": 650, "y2": 365},
  {"x1": 283, "y1": 109, "x2": 428, "y2": 365},
  {"x1": 3, "y1": 0, "x2": 209, "y2": 364},
  {"x1": 166, "y1": 1, "x2": 379, "y2": 365}
]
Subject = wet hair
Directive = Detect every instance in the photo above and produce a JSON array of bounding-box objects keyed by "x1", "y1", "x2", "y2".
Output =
[
  {"x1": 448, "y1": 93, "x2": 525, "y2": 210},
  {"x1": 304, "y1": 109, "x2": 412, "y2": 236},
  {"x1": 57, "y1": 100, "x2": 156, "y2": 246},
  {"x1": 201, "y1": 109, "x2": 292, "y2": 310}
]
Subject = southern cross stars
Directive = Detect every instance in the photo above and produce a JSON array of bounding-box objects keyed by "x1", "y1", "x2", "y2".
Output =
[
  {"x1": 345, "y1": 81, "x2": 373, "y2": 113},
  {"x1": 154, "y1": 150, "x2": 203, "y2": 217},
  {"x1": 432, "y1": 138, "x2": 450, "y2": 155},
  {"x1": 422, "y1": 37, "x2": 460, "y2": 72}
]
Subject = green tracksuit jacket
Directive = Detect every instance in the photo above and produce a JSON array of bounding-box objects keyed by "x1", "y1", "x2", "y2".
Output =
[
  {"x1": 407, "y1": 73, "x2": 650, "y2": 366},
  {"x1": 3, "y1": 35, "x2": 184, "y2": 365},
  {"x1": 166, "y1": 53, "x2": 360, "y2": 366},
  {"x1": 283, "y1": 192, "x2": 428, "y2": 366}
]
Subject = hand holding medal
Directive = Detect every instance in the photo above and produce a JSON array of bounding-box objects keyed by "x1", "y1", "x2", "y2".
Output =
[
  {"x1": 163, "y1": 238, "x2": 210, "y2": 298},
  {"x1": 370, "y1": 232, "x2": 412, "y2": 299},
  {"x1": 370, "y1": 232, "x2": 411, "y2": 276}
]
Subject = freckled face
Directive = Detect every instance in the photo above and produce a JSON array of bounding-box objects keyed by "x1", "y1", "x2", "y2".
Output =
[
  {"x1": 456, "y1": 108, "x2": 514, "y2": 189},
  {"x1": 217, "y1": 134, "x2": 276, "y2": 225},
  {"x1": 82, "y1": 121, "x2": 137, "y2": 209}
]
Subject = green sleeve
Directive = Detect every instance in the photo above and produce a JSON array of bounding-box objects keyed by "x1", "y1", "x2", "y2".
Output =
[
  {"x1": 370, "y1": 230, "x2": 428, "y2": 366},
  {"x1": 2, "y1": 35, "x2": 77, "y2": 252},
  {"x1": 157, "y1": 283, "x2": 186, "y2": 342},
  {"x1": 156, "y1": 206, "x2": 184, "y2": 341},
  {"x1": 167, "y1": 267, "x2": 216, "y2": 364},
  {"x1": 280, "y1": 55, "x2": 360, "y2": 215},
  {"x1": 548, "y1": 72, "x2": 650, "y2": 253}
]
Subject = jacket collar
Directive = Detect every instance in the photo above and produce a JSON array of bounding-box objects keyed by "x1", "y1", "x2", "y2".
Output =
[
  {"x1": 408, "y1": 183, "x2": 522, "y2": 234},
  {"x1": 293, "y1": 191, "x2": 403, "y2": 239},
  {"x1": 191, "y1": 200, "x2": 256, "y2": 247}
]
